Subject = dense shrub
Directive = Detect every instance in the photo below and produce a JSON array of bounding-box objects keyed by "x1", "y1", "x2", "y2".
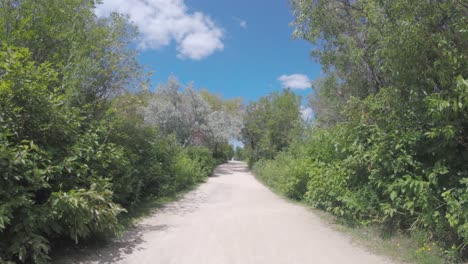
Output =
[
  {"x1": 249, "y1": 0, "x2": 468, "y2": 260},
  {"x1": 0, "y1": 46, "x2": 222, "y2": 263},
  {"x1": 242, "y1": 90, "x2": 303, "y2": 166},
  {"x1": 0, "y1": 3, "x2": 227, "y2": 262},
  {"x1": 212, "y1": 142, "x2": 235, "y2": 165},
  {"x1": 173, "y1": 152, "x2": 205, "y2": 190},
  {"x1": 254, "y1": 79, "x2": 468, "y2": 258},
  {"x1": 254, "y1": 149, "x2": 309, "y2": 201},
  {"x1": 185, "y1": 146, "x2": 217, "y2": 177}
]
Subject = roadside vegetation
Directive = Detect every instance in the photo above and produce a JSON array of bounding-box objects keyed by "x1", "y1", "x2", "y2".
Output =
[
  {"x1": 0, "y1": 1, "x2": 240, "y2": 263},
  {"x1": 1, "y1": 0, "x2": 467, "y2": 263},
  {"x1": 245, "y1": 0, "x2": 467, "y2": 262}
]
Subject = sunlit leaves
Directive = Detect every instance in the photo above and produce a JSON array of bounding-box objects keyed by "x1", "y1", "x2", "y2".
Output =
[
  {"x1": 242, "y1": 90, "x2": 303, "y2": 164},
  {"x1": 143, "y1": 77, "x2": 242, "y2": 149}
]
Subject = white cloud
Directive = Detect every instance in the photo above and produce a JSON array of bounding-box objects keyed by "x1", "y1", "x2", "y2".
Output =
[
  {"x1": 300, "y1": 106, "x2": 314, "y2": 122},
  {"x1": 278, "y1": 74, "x2": 311, "y2": 90},
  {"x1": 240, "y1": 20, "x2": 247, "y2": 29},
  {"x1": 95, "y1": 0, "x2": 224, "y2": 60}
]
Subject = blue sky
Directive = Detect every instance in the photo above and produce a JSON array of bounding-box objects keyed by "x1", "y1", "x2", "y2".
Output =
[{"x1": 96, "y1": 0, "x2": 321, "y2": 105}]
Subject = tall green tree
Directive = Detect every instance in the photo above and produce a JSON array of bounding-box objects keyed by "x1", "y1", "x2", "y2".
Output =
[
  {"x1": 292, "y1": 0, "x2": 467, "y2": 124},
  {"x1": 251, "y1": 0, "x2": 468, "y2": 258},
  {"x1": 242, "y1": 90, "x2": 303, "y2": 164},
  {"x1": 0, "y1": 0, "x2": 144, "y2": 117}
]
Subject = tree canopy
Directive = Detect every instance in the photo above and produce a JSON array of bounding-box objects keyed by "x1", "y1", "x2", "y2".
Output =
[
  {"x1": 251, "y1": 0, "x2": 468, "y2": 260},
  {"x1": 0, "y1": 1, "x2": 240, "y2": 263}
]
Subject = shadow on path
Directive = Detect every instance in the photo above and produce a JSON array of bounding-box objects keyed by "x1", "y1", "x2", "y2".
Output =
[
  {"x1": 53, "y1": 224, "x2": 168, "y2": 264},
  {"x1": 53, "y1": 161, "x2": 243, "y2": 264}
]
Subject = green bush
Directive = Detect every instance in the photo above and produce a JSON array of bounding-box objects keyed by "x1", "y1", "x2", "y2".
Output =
[
  {"x1": 0, "y1": 130, "x2": 125, "y2": 263},
  {"x1": 185, "y1": 146, "x2": 217, "y2": 177},
  {"x1": 0, "y1": 1, "x2": 229, "y2": 261},
  {"x1": 172, "y1": 146, "x2": 217, "y2": 191},
  {"x1": 212, "y1": 142, "x2": 234, "y2": 164},
  {"x1": 48, "y1": 180, "x2": 126, "y2": 244},
  {"x1": 0, "y1": 134, "x2": 53, "y2": 264},
  {"x1": 251, "y1": 0, "x2": 468, "y2": 260},
  {"x1": 254, "y1": 80, "x2": 468, "y2": 258},
  {"x1": 254, "y1": 150, "x2": 309, "y2": 200},
  {"x1": 0, "y1": 44, "x2": 222, "y2": 263}
]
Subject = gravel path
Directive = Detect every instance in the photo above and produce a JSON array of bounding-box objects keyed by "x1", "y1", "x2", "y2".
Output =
[{"x1": 55, "y1": 161, "x2": 394, "y2": 264}]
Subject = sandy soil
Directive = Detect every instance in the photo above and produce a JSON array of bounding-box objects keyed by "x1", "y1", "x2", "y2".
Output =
[{"x1": 54, "y1": 161, "x2": 395, "y2": 264}]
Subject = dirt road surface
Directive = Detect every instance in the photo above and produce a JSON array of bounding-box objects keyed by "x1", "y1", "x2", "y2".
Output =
[{"x1": 55, "y1": 161, "x2": 394, "y2": 264}]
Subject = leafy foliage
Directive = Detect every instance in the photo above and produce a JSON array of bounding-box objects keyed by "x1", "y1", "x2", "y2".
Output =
[
  {"x1": 143, "y1": 77, "x2": 242, "y2": 149},
  {"x1": 241, "y1": 90, "x2": 303, "y2": 166},
  {"x1": 252, "y1": 0, "x2": 468, "y2": 260},
  {"x1": 0, "y1": 2, "x2": 233, "y2": 263}
]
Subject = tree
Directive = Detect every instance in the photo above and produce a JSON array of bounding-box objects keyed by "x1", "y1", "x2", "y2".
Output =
[
  {"x1": 234, "y1": 146, "x2": 246, "y2": 161},
  {"x1": 275, "y1": 0, "x2": 468, "y2": 257},
  {"x1": 241, "y1": 89, "x2": 303, "y2": 164},
  {"x1": 291, "y1": 0, "x2": 467, "y2": 124},
  {"x1": 0, "y1": 1, "x2": 235, "y2": 263},
  {"x1": 143, "y1": 77, "x2": 243, "y2": 153},
  {"x1": 0, "y1": 0, "x2": 144, "y2": 117}
]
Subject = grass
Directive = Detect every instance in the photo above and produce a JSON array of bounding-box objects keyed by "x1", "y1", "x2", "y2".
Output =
[
  {"x1": 331, "y1": 221, "x2": 449, "y2": 264},
  {"x1": 251, "y1": 170, "x2": 453, "y2": 264}
]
